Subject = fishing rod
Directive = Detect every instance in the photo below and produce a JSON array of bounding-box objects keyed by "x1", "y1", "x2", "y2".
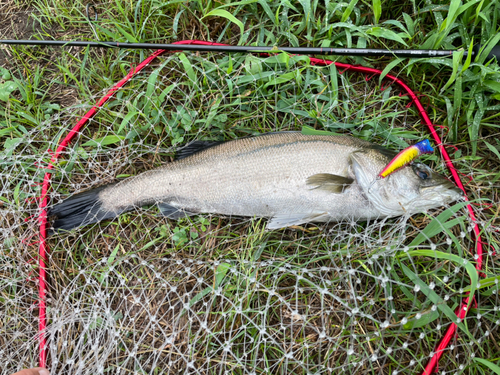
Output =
[{"x1": 2, "y1": 39, "x2": 500, "y2": 60}]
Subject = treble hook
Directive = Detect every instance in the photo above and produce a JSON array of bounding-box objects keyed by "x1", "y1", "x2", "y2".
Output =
[{"x1": 86, "y1": 4, "x2": 100, "y2": 41}]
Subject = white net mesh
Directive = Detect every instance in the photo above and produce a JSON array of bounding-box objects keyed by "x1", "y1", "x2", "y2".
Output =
[{"x1": 1, "y1": 52, "x2": 499, "y2": 375}]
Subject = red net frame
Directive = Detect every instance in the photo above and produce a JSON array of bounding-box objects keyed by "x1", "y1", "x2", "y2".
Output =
[{"x1": 35, "y1": 40, "x2": 484, "y2": 375}]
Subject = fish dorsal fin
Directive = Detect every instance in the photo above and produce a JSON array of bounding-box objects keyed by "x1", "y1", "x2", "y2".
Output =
[
  {"x1": 175, "y1": 133, "x2": 299, "y2": 160},
  {"x1": 306, "y1": 173, "x2": 354, "y2": 194},
  {"x1": 369, "y1": 145, "x2": 397, "y2": 159},
  {"x1": 175, "y1": 140, "x2": 225, "y2": 160}
]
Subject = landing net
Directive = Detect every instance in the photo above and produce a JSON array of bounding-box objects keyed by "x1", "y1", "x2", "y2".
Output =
[{"x1": 1, "y1": 44, "x2": 499, "y2": 375}]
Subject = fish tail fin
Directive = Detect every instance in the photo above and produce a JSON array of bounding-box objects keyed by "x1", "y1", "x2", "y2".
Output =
[{"x1": 48, "y1": 185, "x2": 123, "y2": 233}]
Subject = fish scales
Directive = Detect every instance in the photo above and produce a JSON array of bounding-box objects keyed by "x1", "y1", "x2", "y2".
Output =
[{"x1": 99, "y1": 133, "x2": 379, "y2": 220}]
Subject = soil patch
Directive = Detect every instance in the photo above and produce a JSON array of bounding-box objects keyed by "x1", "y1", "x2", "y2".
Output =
[{"x1": 0, "y1": 6, "x2": 42, "y2": 67}]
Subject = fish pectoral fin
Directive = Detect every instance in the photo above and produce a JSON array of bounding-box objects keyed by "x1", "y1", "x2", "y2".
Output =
[
  {"x1": 306, "y1": 173, "x2": 354, "y2": 194},
  {"x1": 158, "y1": 203, "x2": 196, "y2": 219},
  {"x1": 267, "y1": 212, "x2": 329, "y2": 229}
]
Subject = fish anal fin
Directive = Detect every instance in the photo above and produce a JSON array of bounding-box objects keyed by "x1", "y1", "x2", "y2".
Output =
[
  {"x1": 267, "y1": 212, "x2": 329, "y2": 229},
  {"x1": 158, "y1": 203, "x2": 196, "y2": 219},
  {"x1": 306, "y1": 173, "x2": 354, "y2": 193},
  {"x1": 175, "y1": 140, "x2": 224, "y2": 160}
]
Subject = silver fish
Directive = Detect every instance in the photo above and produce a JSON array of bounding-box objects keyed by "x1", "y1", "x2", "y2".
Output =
[{"x1": 49, "y1": 132, "x2": 463, "y2": 231}]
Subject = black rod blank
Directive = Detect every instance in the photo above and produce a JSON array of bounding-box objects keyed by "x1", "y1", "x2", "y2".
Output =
[
  {"x1": 1, "y1": 39, "x2": 499, "y2": 60},
  {"x1": 0, "y1": 39, "x2": 454, "y2": 57}
]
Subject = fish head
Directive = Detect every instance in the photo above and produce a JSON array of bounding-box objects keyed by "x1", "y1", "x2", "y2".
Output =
[{"x1": 350, "y1": 149, "x2": 463, "y2": 217}]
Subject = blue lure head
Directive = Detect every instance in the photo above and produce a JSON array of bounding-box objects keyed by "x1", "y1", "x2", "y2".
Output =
[{"x1": 414, "y1": 139, "x2": 434, "y2": 155}]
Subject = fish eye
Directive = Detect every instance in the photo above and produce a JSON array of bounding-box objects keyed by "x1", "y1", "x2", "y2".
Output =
[
  {"x1": 416, "y1": 170, "x2": 429, "y2": 179},
  {"x1": 412, "y1": 163, "x2": 432, "y2": 180}
]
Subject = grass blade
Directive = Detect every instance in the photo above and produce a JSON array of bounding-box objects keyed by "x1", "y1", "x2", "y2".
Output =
[
  {"x1": 401, "y1": 264, "x2": 475, "y2": 342},
  {"x1": 203, "y1": 9, "x2": 244, "y2": 37},
  {"x1": 473, "y1": 358, "x2": 500, "y2": 374},
  {"x1": 409, "y1": 202, "x2": 468, "y2": 247},
  {"x1": 401, "y1": 250, "x2": 479, "y2": 309},
  {"x1": 372, "y1": 0, "x2": 381, "y2": 24}
]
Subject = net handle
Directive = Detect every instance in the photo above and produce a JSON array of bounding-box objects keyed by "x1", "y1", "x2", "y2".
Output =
[{"x1": 36, "y1": 40, "x2": 484, "y2": 374}]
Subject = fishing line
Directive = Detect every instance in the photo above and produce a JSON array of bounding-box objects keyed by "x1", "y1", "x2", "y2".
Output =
[{"x1": 85, "y1": 4, "x2": 100, "y2": 42}]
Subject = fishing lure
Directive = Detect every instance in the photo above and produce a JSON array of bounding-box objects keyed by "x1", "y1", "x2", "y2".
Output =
[{"x1": 378, "y1": 139, "x2": 434, "y2": 179}]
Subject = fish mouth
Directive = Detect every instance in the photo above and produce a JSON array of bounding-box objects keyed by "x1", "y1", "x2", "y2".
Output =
[
  {"x1": 402, "y1": 181, "x2": 463, "y2": 214},
  {"x1": 419, "y1": 180, "x2": 464, "y2": 203}
]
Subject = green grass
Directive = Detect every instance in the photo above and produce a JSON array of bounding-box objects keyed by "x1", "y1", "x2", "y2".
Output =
[{"x1": 1, "y1": 0, "x2": 500, "y2": 374}]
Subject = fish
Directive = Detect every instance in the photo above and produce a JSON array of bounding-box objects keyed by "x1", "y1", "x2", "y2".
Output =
[{"x1": 48, "y1": 132, "x2": 463, "y2": 232}]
